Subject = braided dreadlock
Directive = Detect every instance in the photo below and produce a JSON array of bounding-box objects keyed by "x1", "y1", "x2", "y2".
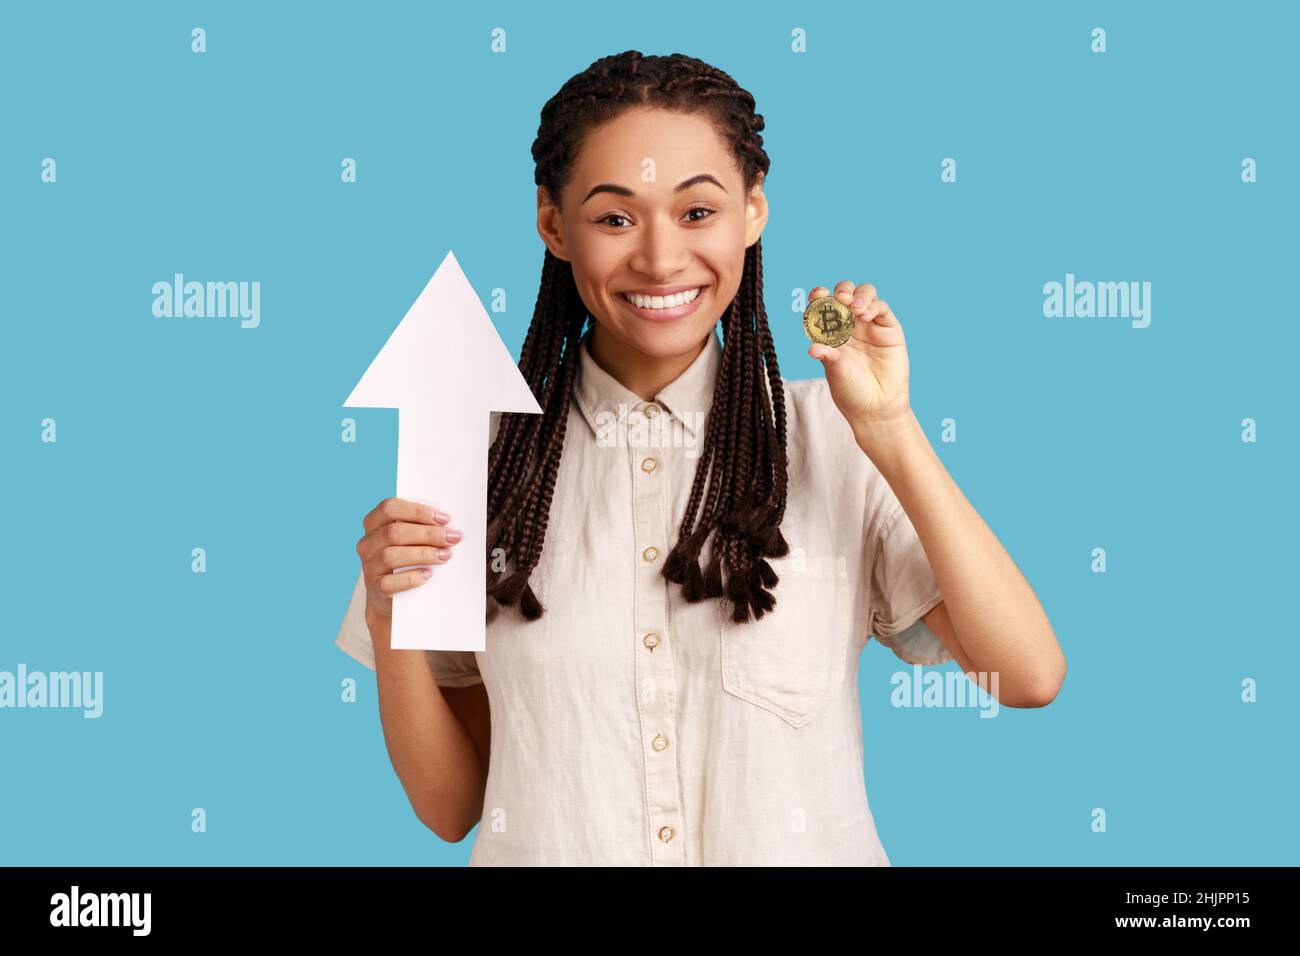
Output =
[{"x1": 487, "y1": 50, "x2": 789, "y2": 625}]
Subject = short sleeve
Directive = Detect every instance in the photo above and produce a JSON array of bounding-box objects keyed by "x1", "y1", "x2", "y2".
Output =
[
  {"x1": 868, "y1": 504, "x2": 950, "y2": 666},
  {"x1": 334, "y1": 569, "x2": 484, "y2": 687}
]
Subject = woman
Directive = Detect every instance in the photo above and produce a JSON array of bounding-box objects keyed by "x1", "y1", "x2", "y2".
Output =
[{"x1": 336, "y1": 51, "x2": 1065, "y2": 865}]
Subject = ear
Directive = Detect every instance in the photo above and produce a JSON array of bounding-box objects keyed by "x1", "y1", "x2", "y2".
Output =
[
  {"x1": 743, "y1": 172, "x2": 769, "y2": 248},
  {"x1": 536, "y1": 186, "x2": 571, "y2": 262}
]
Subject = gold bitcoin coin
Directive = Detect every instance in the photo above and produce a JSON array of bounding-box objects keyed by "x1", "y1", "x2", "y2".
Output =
[{"x1": 802, "y1": 295, "x2": 854, "y2": 347}]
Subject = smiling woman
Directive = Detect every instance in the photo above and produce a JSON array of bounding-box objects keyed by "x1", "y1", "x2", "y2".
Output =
[{"x1": 338, "y1": 49, "x2": 973, "y2": 867}]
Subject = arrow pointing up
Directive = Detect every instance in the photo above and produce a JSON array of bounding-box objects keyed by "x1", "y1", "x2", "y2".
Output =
[{"x1": 345, "y1": 250, "x2": 542, "y2": 652}]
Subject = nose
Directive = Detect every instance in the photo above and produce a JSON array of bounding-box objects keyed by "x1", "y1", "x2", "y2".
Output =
[{"x1": 626, "y1": 214, "x2": 690, "y2": 280}]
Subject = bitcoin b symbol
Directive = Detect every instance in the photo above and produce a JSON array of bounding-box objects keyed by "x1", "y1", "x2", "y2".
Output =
[{"x1": 816, "y1": 305, "x2": 844, "y2": 336}]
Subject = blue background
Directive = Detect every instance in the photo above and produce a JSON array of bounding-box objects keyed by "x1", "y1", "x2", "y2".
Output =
[{"x1": 2, "y1": 0, "x2": 1295, "y2": 865}]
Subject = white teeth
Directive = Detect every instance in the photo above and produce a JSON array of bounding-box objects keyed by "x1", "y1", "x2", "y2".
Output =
[{"x1": 622, "y1": 287, "x2": 703, "y2": 310}]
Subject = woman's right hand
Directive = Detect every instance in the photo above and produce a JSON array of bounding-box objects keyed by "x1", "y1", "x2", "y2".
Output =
[{"x1": 356, "y1": 497, "x2": 463, "y2": 621}]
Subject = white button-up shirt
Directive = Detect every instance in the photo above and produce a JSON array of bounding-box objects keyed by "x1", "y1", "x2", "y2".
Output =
[{"x1": 336, "y1": 327, "x2": 948, "y2": 865}]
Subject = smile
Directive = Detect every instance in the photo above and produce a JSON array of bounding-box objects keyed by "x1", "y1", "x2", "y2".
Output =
[{"x1": 618, "y1": 286, "x2": 707, "y2": 321}]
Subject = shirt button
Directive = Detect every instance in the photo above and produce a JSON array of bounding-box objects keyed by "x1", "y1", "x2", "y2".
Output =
[
  {"x1": 641, "y1": 457, "x2": 657, "y2": 473},
  {"x1": 658, "y1": 825, "x2": 675, "y2": 843},
  {"x1": 646, "y1": 403, "x2": 661, "y2": 417},
  {"x1": 643, "y1": 546, "x2": 659, "y2": 562},
  {"x1": 643, "y1": 632, "x2": 660, "y2": 651},
  {"x1": 652, "y1": 732, "x2": 669, "y2": 752}
]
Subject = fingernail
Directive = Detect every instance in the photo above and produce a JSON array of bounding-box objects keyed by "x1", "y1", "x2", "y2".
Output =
[
  {"x1": 433, "y1": 510, "x2": 450, "y2": 524},
  {"x1": 420, "y1": 568, "x2": 433, "y2": 578},
  {"x1": 445, "y1": 530, "x2": 462, "y2": 543},
  {"x1": 437, "y1": 548, "x2": 452, "y2": 560}
]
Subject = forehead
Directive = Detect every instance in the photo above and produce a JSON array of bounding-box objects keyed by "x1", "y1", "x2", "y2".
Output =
[{"x1": 570, "y1": 108, "x2": 739, "y2": 191}]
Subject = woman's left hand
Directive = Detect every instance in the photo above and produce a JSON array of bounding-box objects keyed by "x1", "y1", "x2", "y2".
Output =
[{"x1": 807, "y1": 280, "x2": 913, "y2": 432}]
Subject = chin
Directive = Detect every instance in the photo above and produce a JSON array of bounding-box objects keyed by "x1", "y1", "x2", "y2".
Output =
[{"x1": 629, "y1": 321, "x2": 710, "y2": 353}]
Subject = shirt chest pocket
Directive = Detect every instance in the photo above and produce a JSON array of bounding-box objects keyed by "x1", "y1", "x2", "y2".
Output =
[{"x1": 716, "y1": 550, "x2": 851, "y2": 728}]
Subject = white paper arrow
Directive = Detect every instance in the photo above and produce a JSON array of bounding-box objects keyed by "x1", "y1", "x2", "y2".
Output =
[{"x1": 344, "y1": 250, "x2": 542, "y2": 651}]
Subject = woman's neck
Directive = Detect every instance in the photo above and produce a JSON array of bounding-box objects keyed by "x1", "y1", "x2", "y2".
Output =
[{"x1": 586, "y1": 324, "x2": 709, "y2": 402}]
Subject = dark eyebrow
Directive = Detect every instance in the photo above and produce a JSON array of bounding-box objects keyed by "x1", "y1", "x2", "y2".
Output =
[{"x1": 581, "y1": 173, "x2": 727, "y2": 205}]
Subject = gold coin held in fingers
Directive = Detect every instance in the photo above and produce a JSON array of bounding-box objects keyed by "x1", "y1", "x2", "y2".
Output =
[{"x1": 803, "y1": 295, "x2": 855, "y2": 347}]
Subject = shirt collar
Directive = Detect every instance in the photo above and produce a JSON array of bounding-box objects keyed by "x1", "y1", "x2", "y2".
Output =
[{"x1": 573, "y1": 326, "x2": 721, "y2": 439}]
